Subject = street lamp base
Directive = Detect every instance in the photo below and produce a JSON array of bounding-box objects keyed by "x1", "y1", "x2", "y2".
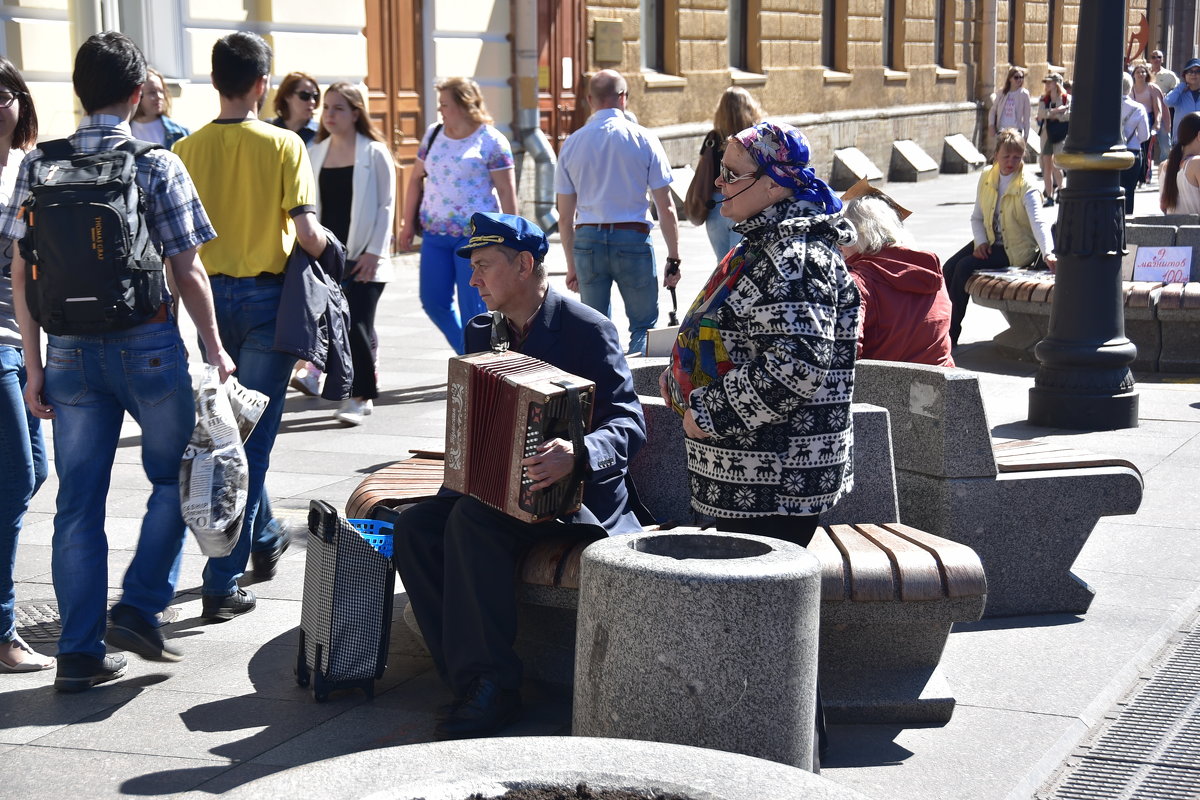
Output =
[{"x1": 1028, "y1": 386, "x2": 1139, "y2": 431}]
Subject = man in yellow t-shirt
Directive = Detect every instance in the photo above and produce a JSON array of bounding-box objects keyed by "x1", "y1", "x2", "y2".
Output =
[{"x1": 174, "y1": 31, "x2": 327, "y2": 622}]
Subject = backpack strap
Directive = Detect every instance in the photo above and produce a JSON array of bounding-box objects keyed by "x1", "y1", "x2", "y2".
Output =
[{"x1": 116, "y1": 139, "x2": 163, "y2": 158}]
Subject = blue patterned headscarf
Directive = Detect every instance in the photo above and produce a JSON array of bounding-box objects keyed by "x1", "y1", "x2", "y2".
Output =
[{"x1": 733, "y1": 122, "x2": 843, "y2": 214}]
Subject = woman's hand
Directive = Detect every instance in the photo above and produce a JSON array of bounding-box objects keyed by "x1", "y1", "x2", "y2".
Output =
[
  {"x1": 398, "y1": 224, "x2": 416, "y2": 252},
  {"x1": 658, "y1": 368, "x2": 672, "y2": 405},
  {"x1": 350, "y1": 252, "x2": 382, "y2": 282},
  {"x1": 972, "y1": 242, "x2": 992, "y2": 260},
  {"x1": 683, "y1": 409, "x2": 710, "y2": 439},
  {"x1": 23, "y1": 363, "x2": 53, "y2": 420}
]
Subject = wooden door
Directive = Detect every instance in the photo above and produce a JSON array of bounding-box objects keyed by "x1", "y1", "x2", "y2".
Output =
[
  {"x1": 537, "y1": 0, "x2": 586, "y2": 151},
  {"x1": 364, "y1": 0, "x2": 424, "y2": 250}
]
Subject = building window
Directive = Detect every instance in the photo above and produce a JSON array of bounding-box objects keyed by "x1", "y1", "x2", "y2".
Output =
[
  {"x1": 729, "y1": 0, "x2": 747, "y2": 70},
  {"x1": 1007, "y1": 0, "x2": 1024, "y2": 67},
  {"x1": 1047, "y1": 0, "x2": 1062, "y2": 65},
  {"x1": 112, "y1": 0, "x2": 188, "y2": 78},
  {"x1": 641, "y1": 0, "x2": 661, "y2": 71},
  {"x1": 822, "y1": 0, "x2": 847, "y2": 72},
  {"x1": 883, "y1": 0, "x2": 905, "y2": 70},
  {"x1": 934, "y1": 0, "x2": 950, "y2": 68}
]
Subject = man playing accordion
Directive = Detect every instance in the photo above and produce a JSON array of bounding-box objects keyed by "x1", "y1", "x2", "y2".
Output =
[{"x1": 392, "y1": 212, "x2": 646, "y2": 740}]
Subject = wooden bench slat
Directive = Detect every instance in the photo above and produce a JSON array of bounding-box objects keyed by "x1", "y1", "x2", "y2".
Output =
[
  {"x1": 992, "y1": 439, "x2": 1138, "y2": 473},
  {"x1": 883, "y1": 523, "x2": 987, "y2": 599},
  {"x1": 344, "y1": 456, "x2": 447, "y2": 518},
  {"x1": 826, "y1": 524, "x2": 895, "y2": 603},
  {"x1": 853, "y1": 524, "x2": 944, "y2": 602},
  {"x1": 807, "y1": 527, "x2": 847, "y2": 601},
  {"x1": 519, "y1": 537, "x2": 582, "y2": 587}
]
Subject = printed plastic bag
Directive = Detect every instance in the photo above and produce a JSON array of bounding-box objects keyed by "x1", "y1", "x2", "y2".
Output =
[{"x1": 180, "y1": 365, "x2": 269, "y2": 557}]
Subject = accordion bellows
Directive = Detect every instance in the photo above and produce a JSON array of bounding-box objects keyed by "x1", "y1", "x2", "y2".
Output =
[{"x1": 446, "y1": 351, "x2": 595, "y2": 523}]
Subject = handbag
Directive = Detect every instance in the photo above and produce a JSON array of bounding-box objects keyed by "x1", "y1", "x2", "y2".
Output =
[
  {"x1": 684, "y1": 131, "x2": 721, "y2": 226},
  {"x1": 1046, "y1": 118, "x2": 1069, "y2": 144}
]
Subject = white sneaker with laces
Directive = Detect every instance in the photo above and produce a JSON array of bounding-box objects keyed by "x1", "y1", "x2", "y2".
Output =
[{"x1": 335, "y1": 397, "x2": 372, "y2": 426}]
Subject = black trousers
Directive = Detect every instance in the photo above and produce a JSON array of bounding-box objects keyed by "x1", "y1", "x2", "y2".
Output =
[
  {"x1": 942, "y1": 242, "x2": 1013, "y2": 346},
  {"x1": 392, "y1": 494, "x2": 602, "y2": 695},
  {"x1": 343, "y1": 280, "x2": 385, "y2": 399}
]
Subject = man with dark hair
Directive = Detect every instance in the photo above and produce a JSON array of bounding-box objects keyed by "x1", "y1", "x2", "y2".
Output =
[
  {"x1": 556, "y1": 69, "x2": 681, "y2": 356},
  {"x1": 1, "y1": 31, "x2": 233, "y2": 690},
  {"x1": 393, "y1": 212, "x2": 646, "y2": 740},
  {"x1": 174, "y1": 31, "x2": 327, "y2": 620}
]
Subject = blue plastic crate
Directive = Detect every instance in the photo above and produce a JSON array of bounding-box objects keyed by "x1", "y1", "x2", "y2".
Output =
[{"x1": 348, "y1": 518, "x2": 394, "y2": 559}]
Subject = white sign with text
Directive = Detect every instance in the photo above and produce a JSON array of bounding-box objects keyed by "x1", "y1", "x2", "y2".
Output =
[{"x1": 1132, "y1": 246, "x2": 1192, "y2": 283}]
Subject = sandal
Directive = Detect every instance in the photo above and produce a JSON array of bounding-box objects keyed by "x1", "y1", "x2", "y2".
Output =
[{"x1": 0, "y1": 634, "x2": 56, "y2": 672}]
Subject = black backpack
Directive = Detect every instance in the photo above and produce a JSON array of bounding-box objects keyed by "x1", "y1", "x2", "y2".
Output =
[{"x1": 18, "y1": 138, "x2": 166, "y2": 335}]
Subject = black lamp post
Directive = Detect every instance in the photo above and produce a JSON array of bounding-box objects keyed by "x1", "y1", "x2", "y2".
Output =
[{"x1": 1028, "y1": 0, "x2": 1139, "y2": 430}]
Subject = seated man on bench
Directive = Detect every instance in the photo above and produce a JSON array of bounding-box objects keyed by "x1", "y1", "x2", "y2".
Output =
[{"x1": 392, "y1": 213, "x2": 646, "y2": 741}]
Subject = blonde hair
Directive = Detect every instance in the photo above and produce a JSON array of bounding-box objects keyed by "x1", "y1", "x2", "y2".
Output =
[
  {"x1": 994, "y1": 127, "x2": 1026, "y2": 157},
  {"x1": 713, "y1": 87, "x2": 765, "y2": 140},
  {"x1": 435, "y1": 76, "x2": 493, "y2": 125}
]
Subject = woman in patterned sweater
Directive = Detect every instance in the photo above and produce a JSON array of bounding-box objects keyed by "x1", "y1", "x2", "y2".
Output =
[{"x1": 660, "y1": 122, "x2": 859, "y2": 548}]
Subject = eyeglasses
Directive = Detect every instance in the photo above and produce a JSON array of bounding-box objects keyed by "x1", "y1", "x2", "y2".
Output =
[
  {"x1": 0, "y1": 90, "x2": 26, "y2": 109},
  {"x1": 295, "y1": 90, "x2": 319, "y2": 102},
  {"x1": 1014, "y1": 75, "x2": 1025, "y2": 81},
  {"x1": 1151, "y1": 53, "x2": 1164, "y2": 59},
  {"x1": 718, "y1": 162, "x2": 764, "y2": 184}
]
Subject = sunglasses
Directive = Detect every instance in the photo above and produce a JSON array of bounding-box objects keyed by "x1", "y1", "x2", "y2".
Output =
[
  {"x1": 295, "y1": 90, "x2": 319, "y2": 102},
  {"x1": 718, "y1": 162, "x2": 765, "y2": 184},
  {"x1": 0, "y1": 90, "x2": 25, "y2": 109}
]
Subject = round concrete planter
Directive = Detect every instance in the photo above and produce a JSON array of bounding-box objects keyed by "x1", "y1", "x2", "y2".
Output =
[
  {"x1": 222, "y1": 736, "x2": 868, "y2": 799},
  {"x1": 572, "y1": 530, "x2": 822, "y2": 771}
]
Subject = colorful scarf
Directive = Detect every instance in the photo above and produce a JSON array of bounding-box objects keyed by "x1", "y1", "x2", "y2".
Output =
[{"x1": 733, "y1": 122, "x2": 843, "y2": 215}]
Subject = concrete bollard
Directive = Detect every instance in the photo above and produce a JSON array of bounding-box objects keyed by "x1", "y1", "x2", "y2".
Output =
[{"x1": 572, "y1": 530, "x2": 822, "y2": 771}]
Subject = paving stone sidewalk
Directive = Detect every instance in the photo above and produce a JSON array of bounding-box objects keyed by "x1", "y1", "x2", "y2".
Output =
[{"x1": 2, "y1": 174, "x2": 1196, "y2": 800}]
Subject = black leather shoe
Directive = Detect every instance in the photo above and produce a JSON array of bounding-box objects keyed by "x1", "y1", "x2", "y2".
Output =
[
  {"x1": 54, "y1": 652, "x2": 127, "y2": 693},
  {"x1": 433, "y1": 677, "x2": 521, "y2": 740},
  {"x1": 106, "y1": 603, "x2": 183, "y2": 662},
  {"x1": 250, "y1": 523, "x2": 291, "y2": 580},
  {"x1": 201, "y1": 587, "x2": 257, "y2": 621}
]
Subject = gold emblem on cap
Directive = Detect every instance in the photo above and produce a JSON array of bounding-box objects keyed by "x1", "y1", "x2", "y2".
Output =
[{"x1": 468, "y1": 234, "x2": 506, "y2": 246}]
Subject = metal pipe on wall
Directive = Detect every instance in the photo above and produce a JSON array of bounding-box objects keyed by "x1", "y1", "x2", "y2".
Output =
[{"x1": 509, "y1": 0, "x2": 560, "y2": 233}]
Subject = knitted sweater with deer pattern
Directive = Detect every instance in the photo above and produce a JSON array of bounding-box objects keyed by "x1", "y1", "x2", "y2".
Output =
[{"x1": 667, "y1": 198, "x2": 860, "y2": 519}]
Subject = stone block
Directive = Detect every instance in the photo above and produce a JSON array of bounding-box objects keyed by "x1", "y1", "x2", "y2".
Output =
[
  {"x1": 1127, "y1": 213, "x2": 1199, "y2": 226},
  {"x1": 628, "y1": 357, "x2": 671, "y2": 396},
  {"x1": 941, "y1": 133, "x2": 987, "y2": 173},
  {"x1": 829, "y1": 147, "x2": 884, "y2": 192},
  {"x1": 629, "y1": 397, "x2": 692, "y2": 525},
  {"x1": 1125, "y1": 224, "x2": 1177, "y2": 248},
  {"x1": 889, "y1": 139, "x2": 941, "y2": 182},
  {"x1": 645, "y1": 325, "x2": 678, "y2": 357},
  {"x1": 823, "y1": 403, "x2": 900, "y2": 525},
  {"x1": 573, "y1": 531, "x2": 822, "y2": 769},
  {"x1": 854, "y1": 360, "x2": 997, "y2": 479}
]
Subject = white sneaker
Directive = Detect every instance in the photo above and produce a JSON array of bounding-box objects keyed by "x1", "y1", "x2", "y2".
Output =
[
  {"x1": 335, "y1": 397, "x2": 372, "y2": 426},
  {"x1": 290, "y1": 365, "x2": 321, "y2": 396}
]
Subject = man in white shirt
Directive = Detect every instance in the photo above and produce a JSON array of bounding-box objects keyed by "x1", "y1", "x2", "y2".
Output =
[
  {"x1": 555, "y1": 70, "x2": 681, "y2": 355},
  {"x1": 1151, "y1": 50, "x2": 1179, "y2": 158}
]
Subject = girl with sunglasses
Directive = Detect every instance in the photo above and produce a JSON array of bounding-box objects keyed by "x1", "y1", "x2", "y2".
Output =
[
  {"x1": 269, "y1": 71, "x2": 319, "y2": 146},
  {"x1": 988, "y1": 67, "x2": 1031, "y2": 140}
]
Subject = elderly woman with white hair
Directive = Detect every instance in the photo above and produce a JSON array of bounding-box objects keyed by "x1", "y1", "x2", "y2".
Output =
[{"x1": 840, "y1": 195, "x2": 954, "y2": 367}]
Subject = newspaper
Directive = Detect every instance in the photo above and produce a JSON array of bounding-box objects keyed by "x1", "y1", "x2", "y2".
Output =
[{"x1": 179, "y1": 366, "x2": 269, "y2": 557}]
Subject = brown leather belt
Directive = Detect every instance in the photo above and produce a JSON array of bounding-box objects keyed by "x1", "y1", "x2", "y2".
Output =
[
  {"x1": 576, "y1": 222, "x2": 650, "y2": 234},
  {"x1": 148, "y1": 303, "x2": 169, "y2": 323}
]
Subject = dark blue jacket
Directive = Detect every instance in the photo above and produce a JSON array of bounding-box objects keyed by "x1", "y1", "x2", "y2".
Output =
[
  {"x1": 464, "y1": 287, "x2": 647, "y2": 534},
  {"x1": 274, "y1": 232, "x2": 353, "y2": 400}
]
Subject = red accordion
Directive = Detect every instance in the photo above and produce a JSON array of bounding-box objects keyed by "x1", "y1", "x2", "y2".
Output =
[{"x1": 445, "y1": 351, "x2": 595, "y2": 523}]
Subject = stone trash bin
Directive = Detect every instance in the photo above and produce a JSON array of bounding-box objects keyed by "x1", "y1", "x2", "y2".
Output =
[{"x1": 572, "y1": 530, "x2": 822, "y2": 771}]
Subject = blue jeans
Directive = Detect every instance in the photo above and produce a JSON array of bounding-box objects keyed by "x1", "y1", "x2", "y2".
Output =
[
  {"x1": 202, "y1": 276, "x2": 294, "y2": 597},
  {"x1": 0, "y1": 345, "x2": 47, "y2": 642},
  {"x1": 704, "y1": 194, "x2": 742, "y2": 262},
  {"x1": 572, "y1": 226, "x2": 658, "y2": 353},
  {"x1": 419, "y1": 232, "x2": 486, "y2": 354},
  {"x1": 44, "y1": 320, "x2": 193, "y2": 657}
]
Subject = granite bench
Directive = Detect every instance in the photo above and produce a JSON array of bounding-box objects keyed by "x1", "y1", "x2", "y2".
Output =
[
  {"x1": 349, "y1": 389, "x2": 987, "y2": 723},
  {"x1": 853, "y1": 359, "x2": 1144, "y2": 617},
  {"x1": 964, "y1": 218, "x2": 1200, "y2": 372}
]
